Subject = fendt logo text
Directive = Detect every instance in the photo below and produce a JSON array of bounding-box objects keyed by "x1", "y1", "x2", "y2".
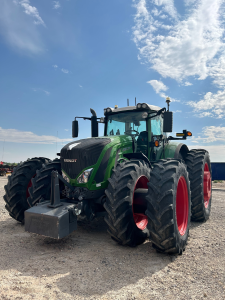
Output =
[{"x1": 64, "y1": 159, "x2": 77, "y2": 162}]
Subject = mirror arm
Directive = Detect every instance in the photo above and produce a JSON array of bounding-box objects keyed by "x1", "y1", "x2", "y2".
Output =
[
  {"x1": 167, "y1": 136, "x2": 187, "y2": 141},
  {"x1": 156, "y1": 107, "x2": 166, "y2": 116},
  {"x1": 74, "y1": 117, "x2": 103, "y2": 121},
  {"x1": 146, "y1": 107, "x2": 166, "y2": 120},
  {"x1": 167, "y1": 130, "x2": 191, "y2": 140},
  {"x1": 75, "y1": 116, "x2": 91, "y2": 121}
]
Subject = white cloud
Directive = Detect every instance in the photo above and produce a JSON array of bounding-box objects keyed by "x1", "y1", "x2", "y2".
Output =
[
  {"x1": 152, "y1": 8, "x2": 160, "y2": 16},
  {"x1": 79, "y1": 85, "x2": 83, "y2": 88},
  {"x1": 53, "y1": 1, "x2": 61, "y2": 10},
  {"x1": 185, "y1": 125, "x2": 225, "y2": 161},
  {"x1": 0, "y1": 127, "x2": 72, "y2": 144},
  {"x1": 64, "y1": 129, "x2": 69, "y2": 131},
  {"x1": 197, "y1": 112, "x2": 213, "y2": 118},
  {"x1": 32, "y1": 88, "x2": 50, "y2": 96},
  {"x1": 153, "y1": 0, "x2": 178, "y2": 19},
  {"x1": 133, "y1": 0, "x2": 225, "y2": 118},
  {"x1": 147, "y1": 79, "x2": 180, "y2": 102},
  {"x1": 209, "y1": 53, "x2": 225, "y2": 88},
  {"x1": 187, "y1": 90, "x2": 225, "y2": 118},
  {"x1": 184, "y1": 81, "x2": 192, "y2": 86},
  {"x1": 174, "y1": 110, "x2": 182, "y2": 113},
  {"x1": 186, "y1": 125, "x2": 225, "y2": 161},
  {"x1": 190, "y1": 126, "x2": 225, "y2": 143},
  {"x1": 132, "y1": 0, "x2": 224, "y2": 81},
  {"x1": 159, "y1": 14, "x2": 167, "y2": 19},
  {"x1": 184, "y1": 0, "x2": 197, "y2": 6},
  {"x1": 53, "y1": 65, "x2": 70, "y2": 74},
  {"x1": 147, "y1": 79, "x2": 168, "y2": 94},
  {"x1": 0, "y1": 0, "x2": 44, "y2": 54},
  {"x1": 44, "y1": 90, "x2": 50, "y2": 95},
  {"x1": 18, "y1": 0, "x2": 45, "y2": 26},
  {"x1": 160, "y1": 24, "x2": 172, "y2": 30},
  {"x1": 61, "y1": 68, "x2": 69, "y2": 74}
]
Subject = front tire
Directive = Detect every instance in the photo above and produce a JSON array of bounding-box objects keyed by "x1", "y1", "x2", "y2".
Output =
[
  {"x1": 3, "y1": 157, "x2": 49, "y2": 223},
  {"x1": 185, "y1": 149, "x2": 212, "y2": 222},
  {"x1": 146, "y1": 159, "x2": 191, "y2": 254},
  {"x1": 104, "y1": 159, "x2": 151, "y2": 247}
]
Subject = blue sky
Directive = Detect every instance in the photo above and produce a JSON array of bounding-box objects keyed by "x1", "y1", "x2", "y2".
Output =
[{"x1": 0, "y1": 0, "x2": 225, "y2": 163}]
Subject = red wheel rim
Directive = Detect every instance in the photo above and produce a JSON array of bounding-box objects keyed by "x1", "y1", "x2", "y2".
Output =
[
  {"x1": 26, "y1": 175, "x2": 36, "y2": 198},
  {"x1": 132, "y1": 176, "x2": 149, "y2": 230},
  {"x1": 204, "y1": 163, "x2": 211, "y2": 208},
  {"x1": 176, "y1": 176, "x2": 189, "y2": 236}
]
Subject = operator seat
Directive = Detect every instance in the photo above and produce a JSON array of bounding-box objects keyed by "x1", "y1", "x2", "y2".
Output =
[{"x1": 137, "y1": 131, "x2": 148, "y2": 156}]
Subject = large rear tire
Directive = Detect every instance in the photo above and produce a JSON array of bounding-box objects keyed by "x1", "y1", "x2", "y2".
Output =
[
  {"x1": 146, "y1": 159, "x2": 191, "y2": 254},
  {"x1": 104, "y1": 159, "x2": 150, "y2": 247},
  {"x1": 3, "y1": 157, "x2": 49, "y2": 223},
  {"x1": 185, "y1": 149, "x2": 212, "y2": 222},
  {"x1": 27, "y1": 159, "x2": 63, "y2": 207}
]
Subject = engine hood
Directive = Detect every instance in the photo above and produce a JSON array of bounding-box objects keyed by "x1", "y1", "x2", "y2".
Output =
[{"x1": 60, "y1": 137, "x2": 111, "y2": 179}]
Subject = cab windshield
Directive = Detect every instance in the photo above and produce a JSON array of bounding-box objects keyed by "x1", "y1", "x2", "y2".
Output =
[{"x1": 105, "y1": 111, "x2": 147, "y2": 137}]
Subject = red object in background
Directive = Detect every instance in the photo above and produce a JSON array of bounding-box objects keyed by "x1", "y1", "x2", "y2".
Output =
[{"x1": 0, "y1": 161, "x2": 3, "y2": 165}]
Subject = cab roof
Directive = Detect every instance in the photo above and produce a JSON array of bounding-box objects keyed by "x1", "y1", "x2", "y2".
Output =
[{"x1": 104, "y1": 104, "x2": 162, "y2": 114}]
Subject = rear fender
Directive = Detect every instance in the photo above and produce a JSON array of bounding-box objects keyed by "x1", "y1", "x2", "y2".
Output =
[{"x1": 163, "y1": 143, "x2": 189, "y2": 160}]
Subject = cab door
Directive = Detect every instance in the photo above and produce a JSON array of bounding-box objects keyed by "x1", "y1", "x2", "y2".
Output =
[{"x1": 148, "y1": 115, "x2": 164, "y2": 161}]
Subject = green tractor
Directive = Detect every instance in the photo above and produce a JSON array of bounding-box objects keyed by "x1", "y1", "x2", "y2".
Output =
[{"x1": 3, "y1": 98, "x2": 212, "y2": 254}]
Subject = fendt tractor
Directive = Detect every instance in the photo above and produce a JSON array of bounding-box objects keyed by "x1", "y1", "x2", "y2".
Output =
[{"x1": 3, "y1": 97, "x2": 212, "y2": 254}]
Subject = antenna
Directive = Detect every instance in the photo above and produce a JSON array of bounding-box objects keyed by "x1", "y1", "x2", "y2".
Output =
[
  {"x1": 135, "y1": 97, "x2": 136, "y2": 105},
  {"x1": 166, "y1": 96, "x2": 171, "y2": 111},
  {"x1": 127, "y1": 99, "x2": 129, "y2": 106}
]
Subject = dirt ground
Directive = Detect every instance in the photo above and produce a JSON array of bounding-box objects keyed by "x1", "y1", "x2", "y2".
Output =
[{"x1": 0, "y1": 177, "x2": 225, "y2": 300}]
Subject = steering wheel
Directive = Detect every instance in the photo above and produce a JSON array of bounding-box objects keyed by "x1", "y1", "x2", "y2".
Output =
[{"x1": 124, "y1": 129, "x2": 139, "y2": 137}]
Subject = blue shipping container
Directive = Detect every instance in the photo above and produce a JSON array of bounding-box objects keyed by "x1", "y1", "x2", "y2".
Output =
[{"x1": 211, "y1": 163, "x2": 225, "y2": 180}]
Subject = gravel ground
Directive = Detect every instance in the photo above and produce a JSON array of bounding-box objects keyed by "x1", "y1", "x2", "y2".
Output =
[{"x1": 0, "y1": 176, "x2": 225, "y2": 300}]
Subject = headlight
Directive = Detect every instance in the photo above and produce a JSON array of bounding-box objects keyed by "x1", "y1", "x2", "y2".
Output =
[
  {"x1": 104, "y1": 108, "x2": 107, "y2": 114},
  {"x1": 107, "y1": 108, "x2": 112, "y2": 113},
  {"x1": 137, "y1": 103, "x2": 142, "y2": 109},
  {"x1": 62, "y1": 171, "x2": 70, "y2": 183},
  {"x1": 142, "y1": 103, "x2": 147, "y2": 108},
  {"x1": 77, "y1": 168, "x2": 93, "y2": 184}
]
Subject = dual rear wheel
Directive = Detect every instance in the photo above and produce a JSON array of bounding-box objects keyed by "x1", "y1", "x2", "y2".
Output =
[{"x1": 105, "y1": 150, "x2": 212, "y2": 254}]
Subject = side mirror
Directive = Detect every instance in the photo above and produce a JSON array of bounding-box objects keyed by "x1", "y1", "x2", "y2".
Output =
[
  {"x1": 72, "y1": 120, "x2": 78, "y2": 138},
  {"x1": 163, "y1": 112, "x2": 173, "y2": 132}
]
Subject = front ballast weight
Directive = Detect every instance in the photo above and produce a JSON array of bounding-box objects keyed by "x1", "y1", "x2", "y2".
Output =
[{"x1": 25, "y1": 170, "x2": 82, "y2": 239}]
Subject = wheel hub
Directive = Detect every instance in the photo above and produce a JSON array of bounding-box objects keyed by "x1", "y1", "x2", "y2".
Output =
[
  {"x1": 133, "y1": 213, "x2": 148, "y2": 230},
  {"x1": 204, "y1": 163, "x2": 211, "y2": 208},
  {"x1": 132, "y1": 175, "x2": 149, "y2": 230},
  {"x1": 176, "y1": 176, "x2": 189, "y2": 236}
]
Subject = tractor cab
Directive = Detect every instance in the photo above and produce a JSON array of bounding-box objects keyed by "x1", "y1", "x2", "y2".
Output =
[
  {"x1": 103, "y1": 103, "x2": 171, "y2": 160},
  {"x1": 72, "y1": 98, "x2": 191, "y2": 164}
]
